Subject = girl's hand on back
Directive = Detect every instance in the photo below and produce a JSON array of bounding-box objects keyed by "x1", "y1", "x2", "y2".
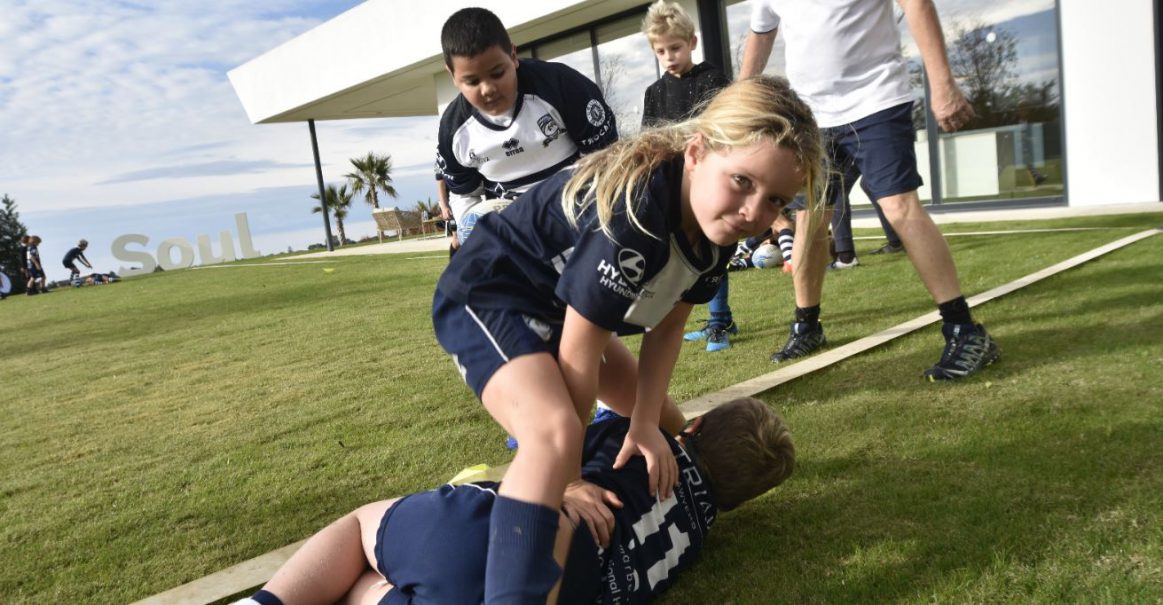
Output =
[{"x1": 613, "y1": 422, "x2": 678, "y2": 500}]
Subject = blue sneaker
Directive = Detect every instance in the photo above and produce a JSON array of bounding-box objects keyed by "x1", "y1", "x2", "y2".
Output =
[
  {"x1": 706, "y1": 324, "x2": 733, "y2": 352},
  {"x1": 683, "y1": 319, "x2": 738, "y2": 342},
  {"x1": 591, "y1": 406, "x2": 622, "y2": 425}
]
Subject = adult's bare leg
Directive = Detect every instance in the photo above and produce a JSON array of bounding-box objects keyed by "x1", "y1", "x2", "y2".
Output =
[{"x1": 876, "y1": 190, "x2": 962, "y2": 304}]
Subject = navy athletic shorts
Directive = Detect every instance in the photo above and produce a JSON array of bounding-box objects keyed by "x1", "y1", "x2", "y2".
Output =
[
  {"x1": 788, "y1": 101, "x2": 923, "y2": 210},
  {"x1": 432, "y1": 288, "x2": 563, "y2": 399},
  {"x1": 375, "y1": 482, "x2": 602, "y2": 605},
  {"x1": 376, "y1": 483, "x2": 495, "y2": 604}
]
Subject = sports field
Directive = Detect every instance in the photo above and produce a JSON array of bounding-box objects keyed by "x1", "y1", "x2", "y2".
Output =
[{"x1": 1, "y1": 213, "x2": 1161, "y2": 603}]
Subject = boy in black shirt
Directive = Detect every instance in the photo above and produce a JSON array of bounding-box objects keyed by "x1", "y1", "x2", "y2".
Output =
[
  {"x1": 641, "y1": 1, "x2": 739, "y2": 352},
  {"x1": 640, "y1": 1, "x2": 731, "y2": 129}
]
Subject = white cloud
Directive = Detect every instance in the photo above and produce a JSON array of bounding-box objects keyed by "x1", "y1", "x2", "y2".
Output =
[{"x1": 0, "y1": 0, "x2": 440, "y2": 217}]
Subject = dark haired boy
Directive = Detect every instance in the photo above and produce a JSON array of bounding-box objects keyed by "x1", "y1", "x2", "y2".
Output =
[
  {"x1": 235, "y1": 397, "x2": 795, "y2": 605},
  {"x1": 435, "y1": 7, "x2": 617, "y2": 245}
]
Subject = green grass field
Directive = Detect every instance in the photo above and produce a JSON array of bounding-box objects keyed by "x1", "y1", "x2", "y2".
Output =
[{"x1": 2, "y1": 213, "x2": 1161, "y2": 603}]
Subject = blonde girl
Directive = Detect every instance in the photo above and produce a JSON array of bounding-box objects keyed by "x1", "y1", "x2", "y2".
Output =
[{"x1": 431, "y1": 75, "x2": 823, "y2": 602}]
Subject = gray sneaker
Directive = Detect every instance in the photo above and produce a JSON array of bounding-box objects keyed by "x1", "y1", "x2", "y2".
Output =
[{"x1": 923, "y1": 323, "x2": 999, "y2": 381}]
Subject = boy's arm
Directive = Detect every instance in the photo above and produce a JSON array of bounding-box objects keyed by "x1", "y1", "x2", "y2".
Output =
[
  {"x1": 549, "y1": 64, "x2": 617, "y2": 153},
  {"x1": 435, "y1": 177, "x2": 452, "y2": 220},
  {"x1": 435, "y1": 115, "x2": 485, "y2": 222}
]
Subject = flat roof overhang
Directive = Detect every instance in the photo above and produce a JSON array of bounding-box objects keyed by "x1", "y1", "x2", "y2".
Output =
[{"x1": 228, "y1": 0, "x2": 646, "y2": 124}]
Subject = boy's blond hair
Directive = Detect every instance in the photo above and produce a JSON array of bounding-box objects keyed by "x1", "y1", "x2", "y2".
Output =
[
  {"x1": 641, "y1": 0, "x2": 696, "y2": 43},
  {"x1": 692, "y1": 397, "x2": 795, "y2": 511}
]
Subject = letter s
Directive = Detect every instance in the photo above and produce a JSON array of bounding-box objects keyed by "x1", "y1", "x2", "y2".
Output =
[{"x1": 113, "y1": 234, "x2": 156, "y2": 277}]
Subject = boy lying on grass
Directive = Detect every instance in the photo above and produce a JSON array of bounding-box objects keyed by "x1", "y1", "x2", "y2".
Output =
[{"x1": 235, "y1": 397, "x2": 794, "y2": 605}]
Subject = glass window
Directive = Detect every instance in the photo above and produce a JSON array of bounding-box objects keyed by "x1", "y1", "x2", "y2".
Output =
[
  {"x1": 928, "y1": 0, "x2": 1064, "y2": 203},
  {"x1": 723, "y1": 0, "x2": 1063, "y2": 206},
  {"x1": 535, "y1": 32, "x2": 597, "y2": 82},
  {"x1": 595, "y1": 16, "x2": 660, "y2": 136},
  {"x1": 724, "y1": 0, "x2": 786, "y2": 79}
]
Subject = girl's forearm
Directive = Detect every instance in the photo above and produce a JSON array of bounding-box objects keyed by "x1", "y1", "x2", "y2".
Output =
[{"x1": 633, "y1": 303, "x2": 693, "y2": 427}]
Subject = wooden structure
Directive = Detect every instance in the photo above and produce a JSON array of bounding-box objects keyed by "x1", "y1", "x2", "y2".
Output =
[{"x1": 371, "y1": 208, "x2": 426, "y2": 241}]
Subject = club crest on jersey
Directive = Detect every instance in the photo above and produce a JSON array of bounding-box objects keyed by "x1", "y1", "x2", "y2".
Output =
[
  {"x1": 466, "y1": 149, "x2": 490, "y2": 167},
  {"x1": 537, "y1": 114, "x2": 563, "y2": 146},
  {"x1": 501, "y1": 137, "x2": 525, "y2": 157},
  {"x1": 585, "y1": 99, "x2": 607, "y2": 127}
]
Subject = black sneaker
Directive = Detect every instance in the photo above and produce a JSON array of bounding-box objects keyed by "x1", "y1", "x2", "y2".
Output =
[
  {"x1": 869, "y1": 242, "x2": 905, "y2": 255},
  {"x1": 770, "y1": 321, "x2": 826, "y2": 363},
  {"x1": 727, "y1": 255, "x2": 750, "y2": 272},
  {"x1": 924, "y1": 323, "x2": 999, "y2": 381}
]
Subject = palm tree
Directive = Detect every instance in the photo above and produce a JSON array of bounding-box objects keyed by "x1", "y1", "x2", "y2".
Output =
[
  {"x1": 345, "y1": 152, "x2": 398, "y2": 242},
  {"x1": 311, "y1": 183, "x2": 354, "y2": 246},
  {"x1": 414, "y1": 198, "x2": 439, "y2": 217}
]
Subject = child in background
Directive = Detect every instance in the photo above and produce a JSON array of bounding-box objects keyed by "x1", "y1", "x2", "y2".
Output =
[
  {"x1": 435, "y1": 7, "x2": 617, "y2": 244},
  {"x1": 435, "y1": 6, "x2": 623, "y2": 448},
  {"x1": 638, "y1": 1, "x2": 740, "y2": 352},
  {"x1": 432, "y1": 76, "x2": 823, "y2": 603},
  {"x1": 25, "y1": 235, "x2": 45, "y2": 295},
  {"x1": 640, "y1": 0, "x2": 731, "y2": 128},
  {"x1": 63, "y1": 239, "x2": 93, "y2": 286},
  {"x1": 18, "y1": 235, "x2": 31, "y2": 287}
]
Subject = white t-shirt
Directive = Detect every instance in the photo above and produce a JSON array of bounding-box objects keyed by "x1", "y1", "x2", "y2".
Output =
[{"x1": 751, "y1": 0, "x2": 913, "y2": 127}]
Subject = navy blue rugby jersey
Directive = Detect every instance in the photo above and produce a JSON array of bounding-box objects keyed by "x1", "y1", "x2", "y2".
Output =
[
  {"x1": 435, "y1": 157, "x2": 735, "y2": 335},
  {"x1": 63, "y1": 247, "x2": 88, "y2": 265},
  {"x1": 579, "y1": 418, "x2": 717, "y2": 604},
  {"x1": 435, "y1": 59, "x2": 617, "y2": 202}
]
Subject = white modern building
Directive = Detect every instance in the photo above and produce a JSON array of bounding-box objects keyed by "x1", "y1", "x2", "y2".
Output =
[{"x1": 229, "y1": 0, "x2": 1161, "y2": 229}]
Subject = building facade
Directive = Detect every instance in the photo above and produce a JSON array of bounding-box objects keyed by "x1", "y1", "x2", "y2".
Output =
[{"x1": 229, "y1": 0, "x2": 1162, "y2": 211}]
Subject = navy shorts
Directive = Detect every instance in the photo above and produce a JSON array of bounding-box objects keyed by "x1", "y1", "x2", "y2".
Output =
[
  {"x1": 432, "y1": 288, "x2": 562, "y2": 399},
  {"x1": 376, "y1": 483, "x2": 495, "y2": 604},
  {"x1": 788, "y1": 101, "x2": 923, "y2": 210},
  {"x1": 27, "y1": 265, "x2": 44, "y2": 279},
  {"x1": 375, "y1": 482, "x2": 601, "y2": 605}
]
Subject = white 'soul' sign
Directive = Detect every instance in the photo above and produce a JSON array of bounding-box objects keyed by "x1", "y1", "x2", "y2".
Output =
[{"x1": 113, "y1": 213, "x2": 262, "y2": 276}]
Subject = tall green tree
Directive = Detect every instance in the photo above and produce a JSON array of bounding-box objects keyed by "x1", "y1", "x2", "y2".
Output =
[
  {"x1": 345, "y1": 152, "x2": 398, "y2": 243},
  {"x1": 311, "y1": 184, "x2": 354, "y2": 246},
  {"x1": 0, "y1": 194, "x2": 29, "y2": 292}
]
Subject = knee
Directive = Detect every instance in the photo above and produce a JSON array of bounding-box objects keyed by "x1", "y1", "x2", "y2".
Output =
[
  {"x1": 516, "y1": 410, "x2": 583, "y2": 460},
  {"x1": 878, "y1": 194, "x2": 922, "y2": 224}
]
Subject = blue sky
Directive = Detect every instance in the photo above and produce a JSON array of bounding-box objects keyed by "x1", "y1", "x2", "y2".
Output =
[{"x1": 1, "y1": 0, "x2": 442, "y2": 280}]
